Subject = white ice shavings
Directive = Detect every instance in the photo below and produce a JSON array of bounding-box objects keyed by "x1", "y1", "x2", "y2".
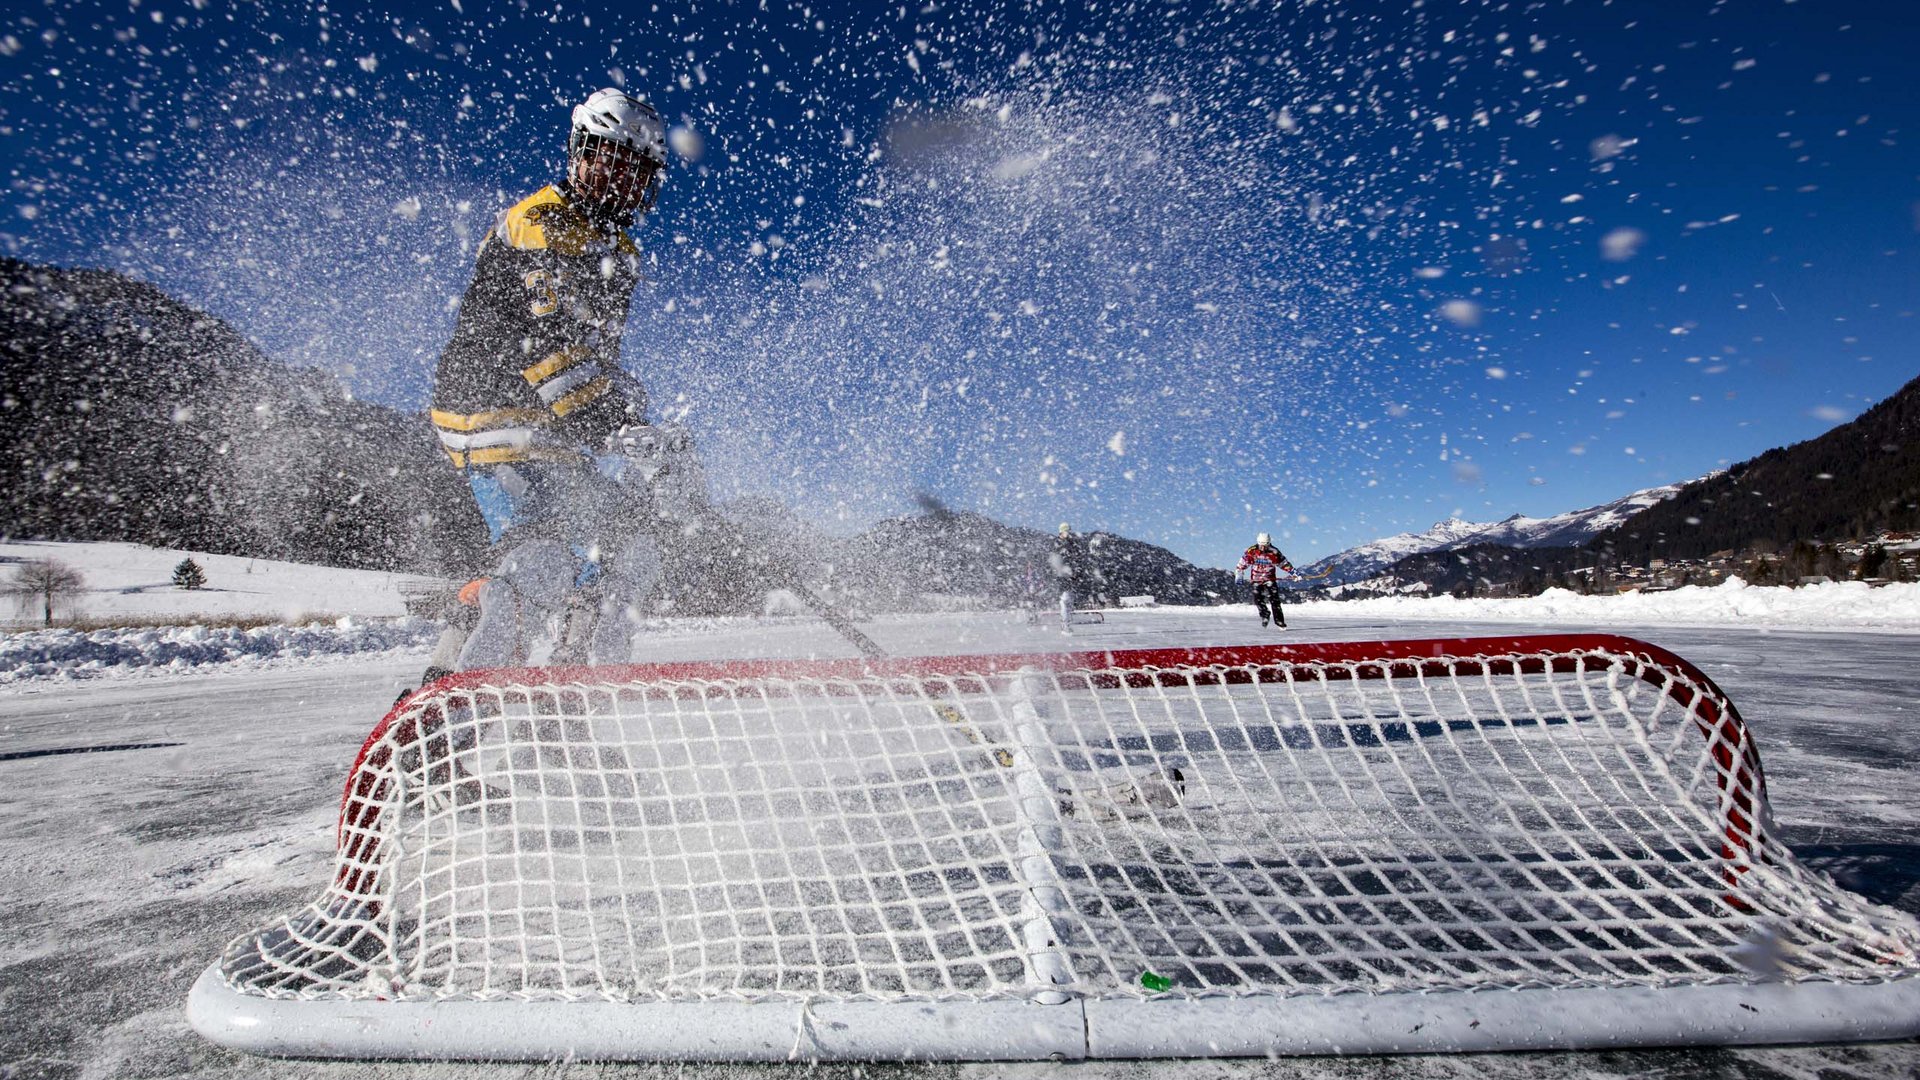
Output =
[
  {"x1": 1440, "y1": 299, "x2": 1482, "y2": 327},
  {"x1": 1602, "y1": 227, "x2": 1646, "y2": 261}
]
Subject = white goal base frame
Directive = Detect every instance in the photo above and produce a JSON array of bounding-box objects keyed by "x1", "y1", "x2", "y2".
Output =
[
  {"x1": 190, "y1": 967, "x2": 1920, "y2": 1060},
  {"x1": 189, "y1": 634, "x2": 1920, "y2": 1061}
]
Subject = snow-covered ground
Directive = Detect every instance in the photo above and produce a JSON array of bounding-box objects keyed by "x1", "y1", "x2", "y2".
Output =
[
  {"x1": 0, "y1": 540, "x2": 450, "y2": 685},
  {"x1": 2, "y1": 543, "x2": 1917, "y2": 1076},
  {"x1": 5, "y1": 539, "x2": 1920, "y2": 689},
  {"x1": 0, "y1": 539, "x2": 447, "y2": 625}
]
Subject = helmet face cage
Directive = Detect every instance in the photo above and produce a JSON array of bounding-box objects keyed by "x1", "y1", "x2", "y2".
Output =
[
  {"x1": 569, "y1": 130, "x2": 664, "y2": 217},
  {"x1": 567, "y1": 90, "x2": 667, "y2": 218}
]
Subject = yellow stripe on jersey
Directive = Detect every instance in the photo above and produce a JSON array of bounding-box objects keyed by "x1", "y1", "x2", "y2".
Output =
[
  {"x1": 429, "y1": 406, "x2": 551, "y2": 433},
  {"x1": 445, "y1": 446, "x2": 586, "y2": 468},
  {"x1": 494, "y1": 186, "x2": 637, "y2": 258},
  {"x1": 549, "y1": 376, "x2": 613, "y2": 417},
  {"x1": 494, "y1": 186, "x2": 566, "y2": 251},
  {"x1": 521, "y1": 345, "x2": 591, "y2": 386}
]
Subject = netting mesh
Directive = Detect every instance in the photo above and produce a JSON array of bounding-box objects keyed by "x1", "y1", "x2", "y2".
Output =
[{"x1": 217, "y1": 640, "x2": 1920, "y2": 1005}]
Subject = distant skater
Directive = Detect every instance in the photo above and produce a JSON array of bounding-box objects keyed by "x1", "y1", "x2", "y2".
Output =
[
  {"x1": 1234, "y1": 532, "x2": 1295, "y2": 629},
  {"x1": 1049, "y1": 522, "x2": 1098, "y2": 633}
]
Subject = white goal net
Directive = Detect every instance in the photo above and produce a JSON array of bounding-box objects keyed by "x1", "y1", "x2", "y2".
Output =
[{"x1": 190, "y1": 634, "x2": 1920, "y2": 1060}]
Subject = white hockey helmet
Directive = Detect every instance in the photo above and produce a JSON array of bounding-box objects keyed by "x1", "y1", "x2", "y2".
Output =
[
  {"x1": 1256, "y1": 532, "x2": 1271, "y2": 545},
  {"x1": 568, "y1": 88, "x2": 667, "y2": 217},
  {"x1": 1059, "y1": 522, "x2": 1071, "y2": 536}
]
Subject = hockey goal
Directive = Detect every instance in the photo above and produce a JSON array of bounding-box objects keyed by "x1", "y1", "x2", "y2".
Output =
[{"x1": 189, "y1": 634, "x2": 1920, "y2": 1060}]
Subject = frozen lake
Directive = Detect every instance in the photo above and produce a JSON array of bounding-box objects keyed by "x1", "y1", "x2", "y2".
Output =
[{"x1": 3, "y1": 606, "x2": 1916, "y2": 1078}]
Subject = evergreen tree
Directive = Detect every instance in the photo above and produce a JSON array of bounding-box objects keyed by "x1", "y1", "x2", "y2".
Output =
[
  {"x1": 172, "y1": 558, "x2": 207, "y2": 590},
  {"x1": 1817, "y1": 543, "x2": 1847, "y2": 581},
  {"x1": 1783, "y1": 540, "x2": 1818, "y2": 582},
  {"x1": 1859, "y1": 544, "x2": 1887, "y2": 580}
]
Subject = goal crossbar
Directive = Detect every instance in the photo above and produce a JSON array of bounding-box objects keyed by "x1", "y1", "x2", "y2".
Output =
[{"x1": 189, "y1": 633, "x2": 1920, "y2": 1060}]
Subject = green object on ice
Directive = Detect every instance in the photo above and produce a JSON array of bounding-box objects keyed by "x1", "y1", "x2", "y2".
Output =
[{"x1": 1140, "y1": 970, "x2": 1173, "y2": 992}]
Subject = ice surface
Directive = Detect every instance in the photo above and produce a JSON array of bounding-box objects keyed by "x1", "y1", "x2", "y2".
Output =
[{"x1": 1, "y1": 594, "x2": 1915, "y2": 1075}]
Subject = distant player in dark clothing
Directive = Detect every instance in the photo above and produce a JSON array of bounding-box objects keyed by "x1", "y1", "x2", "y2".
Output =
[
  {"x1": 1234, "y1": 532, "x2": 1295, "y2": 629},
  {"x1": 1049, "y1": 523, "x2": 1100, "y2": 633}
]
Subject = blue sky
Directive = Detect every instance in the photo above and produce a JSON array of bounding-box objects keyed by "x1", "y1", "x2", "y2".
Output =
[{"x1": 3, "y1": 0, "x2": 1916, "y2": 569}]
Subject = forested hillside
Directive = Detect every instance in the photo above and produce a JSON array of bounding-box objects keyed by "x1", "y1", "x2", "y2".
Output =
[
  {"x1": 0, "y1": 258, "x2": 490, "y2": 577},
  {"x1": 1595, "y1": 374, "x2": 1920, "y2": 561}
]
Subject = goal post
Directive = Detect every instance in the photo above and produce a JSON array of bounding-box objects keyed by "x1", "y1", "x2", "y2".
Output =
[{"x1": 189, "y1": 634, "x2": 1920, "y2": 1060}]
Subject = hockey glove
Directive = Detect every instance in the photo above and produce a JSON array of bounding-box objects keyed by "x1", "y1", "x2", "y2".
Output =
[{"x1": 606, "y1": 423, "x2": 709, "y2": 525}]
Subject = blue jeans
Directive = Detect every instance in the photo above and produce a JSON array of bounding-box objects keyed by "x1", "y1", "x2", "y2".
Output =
[{"x1": 457, "y1": 461, "x2": 659, "y2": 667}]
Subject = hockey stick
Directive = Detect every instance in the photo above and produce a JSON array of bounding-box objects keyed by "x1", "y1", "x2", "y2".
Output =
[
  {"x1": 605, "y1": 423, "x2": 887, "y2": 660},
  {"x1": 768, "y1": 562, "x2": 887, "y2": 659},
  {"x1": 692, "y1": 508, "x2": 887, "y2": 660}
]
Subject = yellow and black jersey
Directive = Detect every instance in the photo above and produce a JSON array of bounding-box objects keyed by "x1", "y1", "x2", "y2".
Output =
[{"x1": 431, "y1": 184, "x2": 647, "y2": 469}]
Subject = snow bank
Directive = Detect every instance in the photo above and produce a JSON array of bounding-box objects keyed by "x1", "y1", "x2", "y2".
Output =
[
  {"x1": 0, "y1": 618, "x2": 438, "y2": 685},
  {"x1": 1308, "y1": 577, "x2": 1920, "y2": 630}
]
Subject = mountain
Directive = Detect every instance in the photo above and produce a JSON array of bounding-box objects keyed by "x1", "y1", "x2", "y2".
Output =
[
  {"x1": 0, "y1": 257, "x2": 490, "y2": 577},
  {"x1": 1296, "y1": 481, "x2": 1691, "y2": 586},
  {"x1": 1593, "y1": 372, "x2": 1920, "y2": 561},
  {"x1": 825, "y1": 510, "x2": 1235, "y2": 611},
  {"x1": 1329, "y1": 374, "x2": 1920, "y2": 596},
  {"x1": 1359, "y1": 541, "x2": 1637, "y2": 598}
]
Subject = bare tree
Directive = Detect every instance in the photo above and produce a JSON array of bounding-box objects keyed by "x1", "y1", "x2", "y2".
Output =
[{"x1": 5, "y1": 558, "x2": 86, "y2": 627}]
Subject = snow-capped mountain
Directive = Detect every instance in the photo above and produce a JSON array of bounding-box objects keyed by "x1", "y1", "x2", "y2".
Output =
[{"x1": 1296, "y1": 481, "x2": 1693, "y2": 586}]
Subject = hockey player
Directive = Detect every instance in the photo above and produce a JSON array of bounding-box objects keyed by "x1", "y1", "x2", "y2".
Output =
[
  {"x1": 430, "y1": 87, "x2": 690, "y2": 669},
  {"x1": 1049, "y1": 522, "x2": 1099, "y2": 633},
  {"x1": 1234, "y1": 532, "x2": 1296, "y2": 629}
]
